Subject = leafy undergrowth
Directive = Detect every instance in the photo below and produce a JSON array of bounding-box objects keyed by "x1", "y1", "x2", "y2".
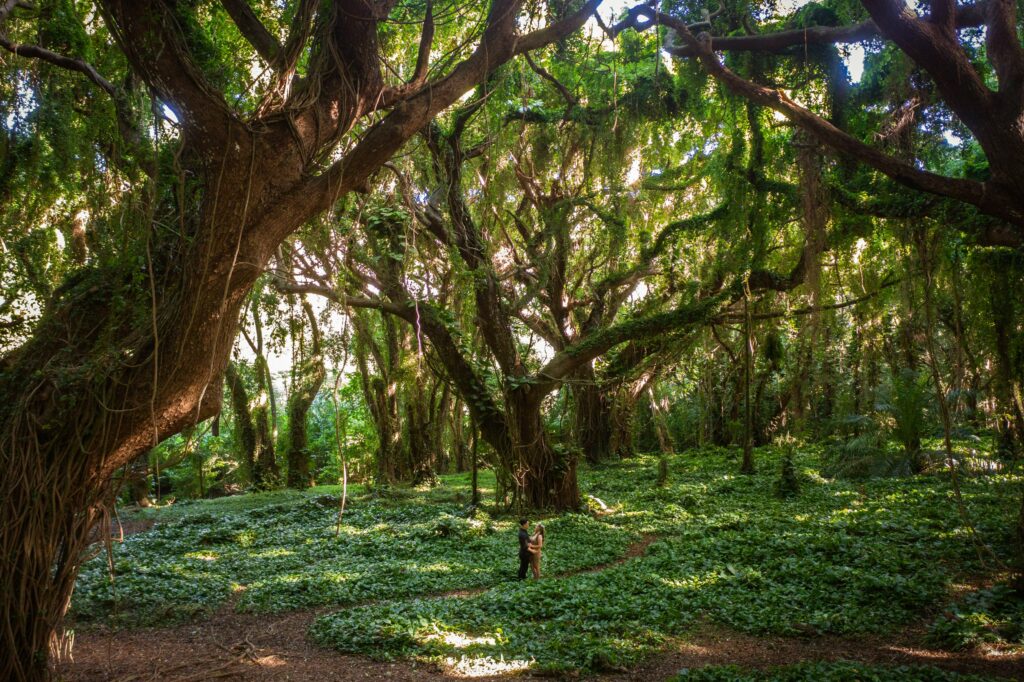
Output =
[
  {"x1": 73, "y1": 444, "x2": 1022, "y2": 676},
  {"x1": 671, "y1": 660, "x2": 1001, "y2": 681},
  {"x1": 72, "y1": 473, "x2": 633, "y2": 626},
  {"x1": 311, "y1": 445, "x2": 1021, "y2": 673},
  {"x1": 927, "y1": 583, "x2": 1024, "y2": 651}
]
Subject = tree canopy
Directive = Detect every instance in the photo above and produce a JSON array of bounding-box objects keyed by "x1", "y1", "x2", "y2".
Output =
[{"x1": 1, "y1": 0, "x2": 1023, "y2": 679}]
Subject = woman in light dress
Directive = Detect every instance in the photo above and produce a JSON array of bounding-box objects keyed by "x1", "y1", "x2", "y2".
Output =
[{"x1": 527, "y1": 523, "x2": 545, "y2": 578}]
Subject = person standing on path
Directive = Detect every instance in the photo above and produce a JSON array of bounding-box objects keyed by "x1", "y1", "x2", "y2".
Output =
[
  {"x1": 517, "y1": 518, "x2": 531, "y2": 580},
  {"x1": 528, "y1": 523, "x2": 545, "y2": 579}
]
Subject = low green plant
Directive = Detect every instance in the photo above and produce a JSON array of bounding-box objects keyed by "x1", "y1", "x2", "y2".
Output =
[
  {"x1": 927, "y1": 584, "x2": 1024, "y2": 650},
  {"x1": 309, "y1": 444, "x2": 1020, "y2": 673},
  {"x1": 73, "y1": 474, "x2": 632, "y2": 626},
  {"x1": 671, "y1": 660, "x2": 1001, "y2": 681},
  {"x1": 74, "y1": 443, "x2": 1022, "y2": 675}
]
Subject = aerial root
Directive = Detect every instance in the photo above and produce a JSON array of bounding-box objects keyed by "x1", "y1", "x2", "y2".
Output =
[{"x1": 109, "y1": 637, "x2": 267, "y2": 682}]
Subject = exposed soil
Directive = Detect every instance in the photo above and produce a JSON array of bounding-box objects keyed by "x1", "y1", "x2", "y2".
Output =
[
  {"x1": 606, "y1": 625, "x2": 1024, "y2": 681},
  {"x1": 57, "y1": 535, "x2": 1023, "y2": 681}
]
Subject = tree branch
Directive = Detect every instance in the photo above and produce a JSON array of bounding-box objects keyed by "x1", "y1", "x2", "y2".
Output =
[
  {"x1": 984, "y1": 0, "x2": 1024, "y2": 92},
  {"x1": 524, "y1": 51, "x2": 578, "y2": 108},
  {"x1": 100, "y1": 0, "x2": 237, "y2": 139},
  {"x1": 715, "y1": 276, "x2": 901, "y2": 322},
  {"x1": 658, "y1": 1, "x2": 988, "y2": 57},
  {"x1": 515, "y1": 0, "x2": 604, "y2": 54},
  {"x1": 0, "y1": 5, "x2": 147, "y2": 153},
  {"x1": 0, "y1": 0, "x2": 29, "y2": 25},
  {"x1": 0, "y1": 37, "x2": 118, "y2": 97},
  {"x1": 411, "y1": 0, "x2": 434, "y2": 86},
  {"x1": 265, "y1": 1, "x2": 603, "y2": 245},
  {"x1": 219, "y1": 0, "x2": 281, "y2": 65},
  {"x1": 620, "y1": 7, "x2": 1024, "y2": 229},
  {"x1": 532, "y1": 241, "x2": 811, "y2": 395}
]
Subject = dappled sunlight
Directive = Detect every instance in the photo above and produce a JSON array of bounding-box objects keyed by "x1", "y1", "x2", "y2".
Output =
[
  {"x1": 247, "y1": 548, "x2": 295, "y2": 559},
  {"x1": 423, "y1": 631, "x2": 497, "y2": 648},
  {"x1": 659, "y1": 570, "x2": 724, "y2": 591},
  {"x1": 71, "y1": 447, "x2": 1023, "y2": 675},
  {"x1": 444, "y1": 654, "x2": 533, "y2": 677},
  {"x1": 183, "y1": 551, "x2": 218, "y2": 561}
]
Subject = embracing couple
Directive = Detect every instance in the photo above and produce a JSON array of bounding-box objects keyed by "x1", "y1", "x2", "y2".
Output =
[{"x1": 517, "y1": 518, "x2": 545, "y2": 580}]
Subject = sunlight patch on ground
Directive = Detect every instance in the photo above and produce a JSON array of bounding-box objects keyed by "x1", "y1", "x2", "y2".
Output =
[
  {"x1": 659, "y1": 571, "x2": 723, "y2": 591},
  {"x1": 248, "y1": 548, "x2": 295, "y2": 559},
  {"x1": 424, "y1": 631, "x2": 497, "y2": 648},
  {"x1": 184, "y1": 551, "x2": 218, "y2": 561},
  {"x1": 444, "y1": 654, "x2": 533, "y2": 677}
]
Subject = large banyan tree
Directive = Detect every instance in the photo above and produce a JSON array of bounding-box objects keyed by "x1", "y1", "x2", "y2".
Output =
[
  {"x1": 0, "y1": 1, "x2": 599, "y2": 678},
  {"x1": 3, "y1": 0, "x2": 1024, "y2": 677}
]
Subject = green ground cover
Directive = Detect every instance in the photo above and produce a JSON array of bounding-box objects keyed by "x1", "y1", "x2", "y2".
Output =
[
  {"x1": 671, "y1": 661, "x2": 1000, "y2": 681},
  {"x1": 73, "y1": 472, "x2": 634, "y2": 624},
  {"x1": 72, "y1": 445, "x2": 1023, "y2": 676}
]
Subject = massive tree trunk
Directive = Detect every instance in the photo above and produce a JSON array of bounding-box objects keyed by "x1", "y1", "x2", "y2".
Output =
[
  {"x1": 405, "y1": 366, "x2": 439, "y2": 485},
  {"x1": 609, "y1": 388, "x2": 638, "y2": 458},
  {"x1": 252, "y1": 355, "x2": 280, "y2": 488},
  {"x1": 226, "y1": 362, "x2": 259, "y2": 481},
  {"x1": 0, "y1": 0, "x2": 601, "y2": 674},
  {"x1": 126, "y1": 454, "x2": 152, "y2": 508},
  {"x1": 226, "y1": 359, "x2": 279, "y2": 488},
  {"x1": 608, "y1": 372, "x2": 658, "y2": 458},
  {"x1": 508, "y1": 392, "x2": 580, "y2": 510},
  {"x1": 451, "y1": 398, "x2": 468, "y2": 473}
]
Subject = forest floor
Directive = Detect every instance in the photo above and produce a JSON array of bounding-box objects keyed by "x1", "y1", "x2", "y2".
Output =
[
  {"x1": 58, "y1": 578, "x2": 1024, "y2": 681},
  {"x1": 59, "y1": 446, "x2": 1024, "y2": 681},
  {"x1": 58, "y1": 541, "x2": 1023, "y2": 681}
]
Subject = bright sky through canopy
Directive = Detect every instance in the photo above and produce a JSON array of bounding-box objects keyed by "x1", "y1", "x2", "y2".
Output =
[{"x1": 591, "y1": 0, "x2": 865, "y2": 82}]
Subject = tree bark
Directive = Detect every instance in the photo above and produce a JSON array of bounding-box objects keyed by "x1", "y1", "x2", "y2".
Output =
[
  {"x1": 225, "y1": 362, "x2": 258, "y2": 482},
  {"x1": 285, "y1": 301, "x2": 326, "y2": 488},
  {"x1": 989, "y1": 257, "x2": 1024, "y2": 455},
  {"x1": 572, "y1": 365, "x2": 614, "y2": 463},
  {"x1": 353, "y1": 310, "x2": 404, "y2": 484},
  {"x1": 741, "y1": 289, "x2": 756, "y2": 474}
]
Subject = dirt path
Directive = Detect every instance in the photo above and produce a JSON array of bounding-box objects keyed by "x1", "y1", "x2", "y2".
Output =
[
  {"x1": 605, "y1": 625, "x2": 1023, "y2": 681},
  {"x1": 58, "y1": 616, "x2": 1024, "y2": 681},
  {"x1": 58, "y1": 534, "x2": 1022, "y2": 681}
]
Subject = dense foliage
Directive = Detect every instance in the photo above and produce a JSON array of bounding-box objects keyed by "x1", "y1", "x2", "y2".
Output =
[{"x1": 4, "y1": 0, "x2": 1024, "y2": 678}]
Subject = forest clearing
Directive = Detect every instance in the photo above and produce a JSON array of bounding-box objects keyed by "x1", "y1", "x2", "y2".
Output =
[
  {"x1": 2, "y1": 0, "x2": 1024, "y2": 680},
  {"x1": 63, "y1": 447, "x2": 1023, "y2": 679}
]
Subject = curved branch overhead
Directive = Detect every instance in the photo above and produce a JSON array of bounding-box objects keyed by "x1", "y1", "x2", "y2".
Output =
[
  {"x1": 617, "y1": 1, "x2": 1024, "y2": 241},
  {"x1": 662, "y1": 1, "x2": 989, "y2": 56}
]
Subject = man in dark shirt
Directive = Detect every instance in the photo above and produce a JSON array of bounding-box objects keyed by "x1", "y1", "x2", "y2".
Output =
[{"x1": 517, "y1": 518, "x2": 530, "y2": 580}]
